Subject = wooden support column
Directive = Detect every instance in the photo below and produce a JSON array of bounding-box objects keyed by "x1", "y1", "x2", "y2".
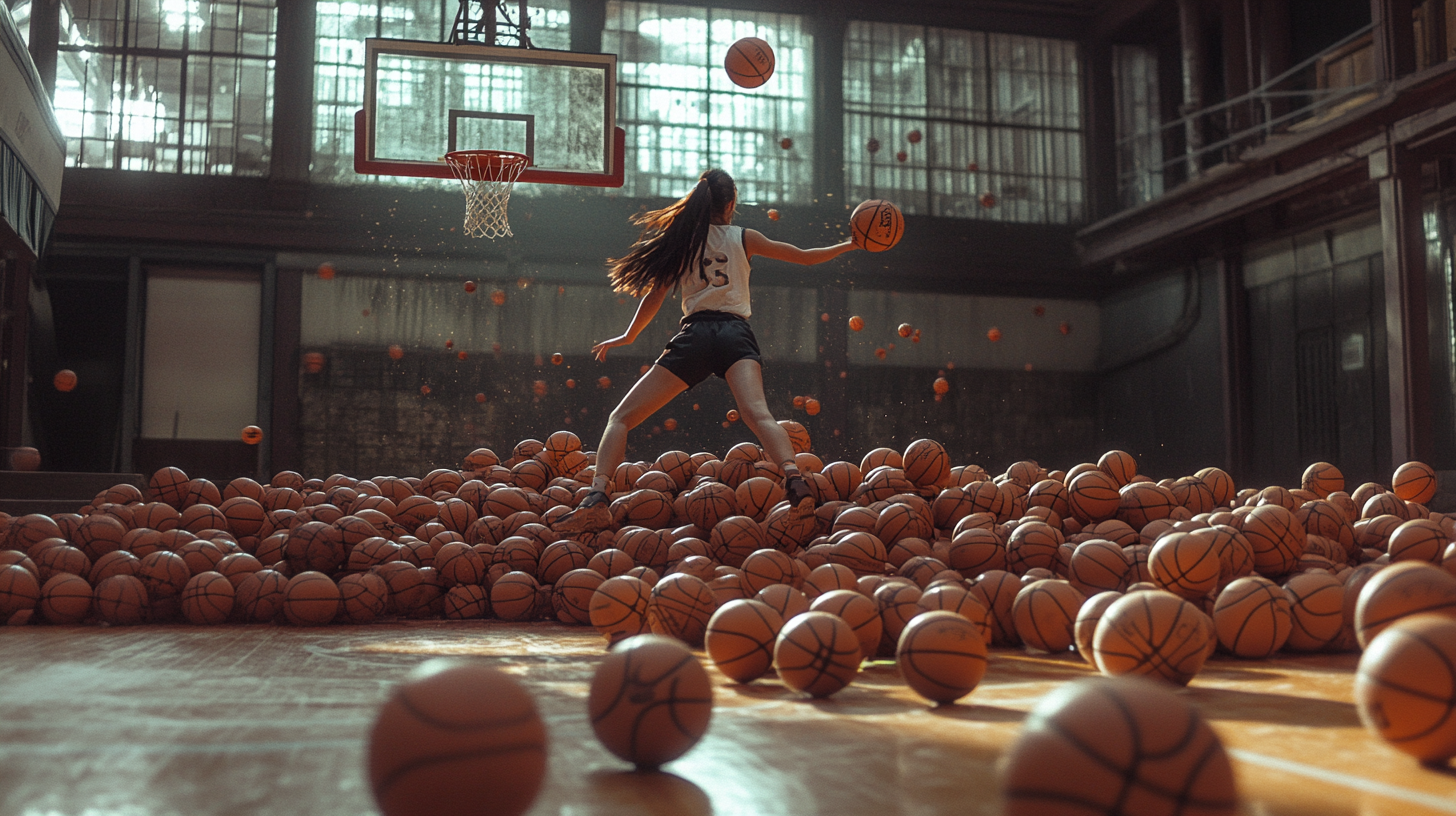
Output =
[
  {"x1": 1219, "y1": 250, "x2": 1253, "y2": 479},
  {"x1": 1177, "y1": 0, "x2": 1206, "y2": 179},
  {"x1": 268, "y1": 0, "x2": 316, "y2": 206},
  {"x1": 1083, "y1": 38, "x2": 1117, "y2": 220},
  {"x1": 27, "y1": 0, "x2": 59, "y2": 97},
  {"x1": 1221, "y1": 0, "x2": 1252, "y2": 147},
  {"x1": 812, "y1": 11, "x2": 847, "y2": 208},
  {"x1": 256, "y1": 262, "x2": 277, "y2": 480},
  {"x1": 817, "y1": 286, "x2": 849, "y2": 462},
  {"x1": 570, "y1": 0, "x2": 605, "y2": 53},
  {"x1": 1373, "y1": 142, "x2": 1432, "y2": 467},
  {"x1": 1372, "y1": 0, "x2": 1418, "y2": 82},
  {"x1": 118, "y1": 257, "x2": 144, "y2": 471},
  {"x1": 269, "y1": 267, "x2": 302, "y2": 478},
  {"x1": 0, "y1": 254, "x2": 31, "y2": 448}
]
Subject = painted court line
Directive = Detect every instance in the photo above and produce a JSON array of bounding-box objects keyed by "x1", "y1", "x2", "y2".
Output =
[{"x1": 1230, "y1": 749, "x2": 1456, "y2": 814}]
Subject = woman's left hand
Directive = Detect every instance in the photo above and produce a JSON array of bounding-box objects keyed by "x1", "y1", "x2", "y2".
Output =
[{"x1": 592, "y1": 335, "x2": 632, "y2": 361}]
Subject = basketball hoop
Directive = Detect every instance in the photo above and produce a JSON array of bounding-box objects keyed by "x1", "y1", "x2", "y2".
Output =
[{"x1": 445, "y1": 149, "x2": 531, "y2": 239}]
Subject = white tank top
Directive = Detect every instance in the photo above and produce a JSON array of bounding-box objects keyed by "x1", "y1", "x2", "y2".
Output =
[{"x1": 680, "y1": 224, "x2": 752, "y2": 319}]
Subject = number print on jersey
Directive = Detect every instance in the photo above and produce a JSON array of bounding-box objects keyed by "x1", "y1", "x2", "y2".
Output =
[{"x1": 699, "y1": 253, "x2": 730, "y2": 288}]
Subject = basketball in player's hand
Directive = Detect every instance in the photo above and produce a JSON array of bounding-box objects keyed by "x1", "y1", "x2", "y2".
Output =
[{"x1": 850, "y1": 200, "x2": 905, "y2": 252}]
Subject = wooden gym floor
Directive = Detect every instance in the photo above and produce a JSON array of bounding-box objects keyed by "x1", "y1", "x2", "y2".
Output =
[{"x1": 2, "y1": 623, "x2": 1455, "y2": 816}]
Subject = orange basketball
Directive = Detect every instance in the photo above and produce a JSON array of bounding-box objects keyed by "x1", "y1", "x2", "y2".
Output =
[
  {"x1": 588, "y1": 548, "x2": 636, "y2": 579},
  {"x1": 740, "y1": 548, "x2": 795, "y2": 594},
  {"x1": 1282, "y1": 572, "x2": 1344, "y2": 651},
  {"x1": 180, "y1": 571, "x2": 234, "y2": 624},
  {"x1": 340, "y1": 572, "x2": 389, "y2": 624},
  {"x1": 590, "y1": 575, "x2": 651, "y2": 644},
  {"x1": 918, "y1": 583, "x2": 991, "y2": 643},
  {"x1": 1388, "y1": 518, "x2": 1446, "y2": 563},
  {"x1": 1006, "y1": 521, "x2": 1060, "y2": 575},
  {"x1": 282, "y1": 571, "x2": 340, "y2": 625},
  {"x1": 94, "y1": 573, "x2": 148, "y2": 625},
  {"x1": 241, "y1": 425, "x2": 263, "y2": 445},
  {"x1": 810, "y1": 588, "x2": 883, "y2": 659},
  {"x1": 704, "y1": 598, "x2": 784, "y2": 683},
  {"x1": 1097, "y1": 450, "x2": 1137, "y2": 486},
  {"x1": 940, "y1": 528, "x2": 1006, "y2": 578},
  {"x1": 1148, "y1": 531, "x2": 1221, "y2": 600},
  {"x1": 589, "y1": 634, "x2": 713, "y2": 768},
  {"x1": 53, "y1": 369, "x2": 77, "y2": 392},
  {"x1": 1355, "y1": 561, "x2": 1456, "y2": 648},
  {"x1": 803, "y1": 562, "x2": 858, "y2": 599},
  {"x1": 39, "y1": 573, "x2": 92, "y2": 624},
  {"x1": 874, "y1": 581, "x2": 924, "y2": 648},
  {"x1": 1240, "y1": 504, "x2": 1305, "y2": 577},
  {"x1": 850, "y1": 200, "x2": 905, "y2": 252},
  {"x1": 137, "y1": 550, "x2": 189, "y2": 601},
  {"x1": 369, "y1": 659, "x2": 546, "y2": 816},
  {"x1": 1212, "y1": 576, "x2": 1292, "y2": 658},
  {"x1": 774, "y1": 610, "x2": 862, "y2": 697},
  {"x1": 969, "y1": 569, "x2": 1022, "y2": 646},
  {"x1": 735, "y1": 477, "x2": 784, "y2": 522},
  {"x1": 1067, "y1": 538, "x2": 1129, "y2": 595},
  {"x1": 1073, "y1": 591, "x2": 1123, "y2": 663},
  {"x1": 1067, "y1": 470, "x2": 1120, "y2": 523},
  {"x1": 710, "y1": 515, "x2": 766, "y2": 568},
  {"x1": 1356, "y1": 613, "x2": 1456, "y2": 763},
  {"x1": 723, "y1": 36, "x2": 775, "y2": 88},
  {"x1": 443, "y1": 584, "x2": 489, "y2": 619},
  {"x1": 897, "y1": 610, "x2": 988, "y2": 704},
  {"x1": 999, "y1": 675, "x2": 1237, "y2": 815},
  {"x1": 235, "y1": 569, "x2": 288, "y2": 622},
  {"x1": 902, "y1": 439, "x2": 950, "y2": 488},
  {"x1": 756, "y1": 582, "x2": 810, "y2": 622},
  {"x1": 491, "y1": 571, "x2": 541, "y2": 622},
  {"x1": 1393, "y1": 461, "x2": 1439, "y2": 504},
  {"x1": 1011, "y1": 579, "x2": 1085, "y2": 653},
  {"x1": 646, "y1": 573, "x2": 716, "y2": 646},
  {"x1": 1093, "y1": 590, "x2": 1212, "y2": 684},
  {"x1": 1302, "y1": 462, "x2": 1344, "y2": 498}
]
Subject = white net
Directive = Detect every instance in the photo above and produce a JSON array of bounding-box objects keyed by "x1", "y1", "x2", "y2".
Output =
[{"x1": 445, "y1": 151, "x2": 531, "y2": 239}]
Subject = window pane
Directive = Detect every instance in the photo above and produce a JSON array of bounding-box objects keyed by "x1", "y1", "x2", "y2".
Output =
[
  {"x1": 604, "y1": 1, "x2": 814, "y2": 204},
  {"x1": 1113, "y1": 44, "x2": 1163, "y2": 208},
  {"x1": 54, "y1": 0, "x2": 276, "y2": 175},
  {"x1": 844, "y1": 20, "x2": 1084, "y2": 224}
]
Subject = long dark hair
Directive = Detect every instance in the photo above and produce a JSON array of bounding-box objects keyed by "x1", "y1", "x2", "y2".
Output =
[{"x1": 607, "y1": 168, "x2": 736, "y2": 296}]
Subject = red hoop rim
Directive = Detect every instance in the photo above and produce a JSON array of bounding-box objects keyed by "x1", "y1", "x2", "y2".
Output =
[{"x1": 445, "y1": 149, "x2": 531, "y2": 180}]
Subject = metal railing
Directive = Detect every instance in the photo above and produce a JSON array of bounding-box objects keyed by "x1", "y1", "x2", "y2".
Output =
[{"x1": 1117, "y1": 23, "x2": 1378, "y2": 204}]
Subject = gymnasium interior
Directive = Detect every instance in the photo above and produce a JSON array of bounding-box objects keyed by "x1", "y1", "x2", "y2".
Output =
[{"x1": 6, "y1": 0, "x2": 1456, "y2": 813}]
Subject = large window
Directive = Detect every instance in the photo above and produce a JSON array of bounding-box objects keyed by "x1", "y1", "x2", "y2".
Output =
[
  {"x1": 843, "y1": 22, "x2": 1084, "y2": 224},
  {"x1": 311, "y1": 0, "x2": 571, "y2": 186},
  {"x1": 52, "y1": 0, "x2": 277, "y2": 174},
  {"x1": 603, "y1": 2, "x2": 813, "y2": 205},
  {"x1": 1113, "y1": 45, "x2": 1162, "y2": 209}
]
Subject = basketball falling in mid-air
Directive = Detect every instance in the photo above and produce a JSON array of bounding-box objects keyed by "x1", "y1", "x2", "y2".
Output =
[{"x1": 724, "y1": 37, "x2": 775, "y2": 88}]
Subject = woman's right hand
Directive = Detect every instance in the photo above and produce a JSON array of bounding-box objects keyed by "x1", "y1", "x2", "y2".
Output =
[{"x1": 591, "y1": 335, "x2": 632, "y2": 361}]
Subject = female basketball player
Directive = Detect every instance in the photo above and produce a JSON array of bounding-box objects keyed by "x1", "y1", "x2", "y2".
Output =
[{"x1": 554, "y1": 168, "x2": 859, "y2": 534}]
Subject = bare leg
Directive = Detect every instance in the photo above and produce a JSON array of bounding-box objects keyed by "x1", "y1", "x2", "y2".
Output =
[
  {"x1": 723, "y1": 358, "x2": 796, "y2": 467},
  {"x1": 724, "y1": 358, "x2": 815, "y2": 532},
  {"x1": 555, "y1": 364, "x2": 687, "y2": 534},
  {"x1": 594, "y1": 364, "x2": 689, "y2": 484}
]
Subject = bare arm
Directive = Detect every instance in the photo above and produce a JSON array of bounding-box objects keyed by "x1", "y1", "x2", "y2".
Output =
[
  {"x1": 591, "y1": 281, "x2": 673, "y2": 361},
  {"x1": 744, "y1": 229, "x2": 859, "y2": 265}
]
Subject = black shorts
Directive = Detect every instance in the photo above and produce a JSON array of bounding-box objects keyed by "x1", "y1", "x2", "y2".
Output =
[{"x1": 655, "y1": 311, "x2": 762, "y2": 388}]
